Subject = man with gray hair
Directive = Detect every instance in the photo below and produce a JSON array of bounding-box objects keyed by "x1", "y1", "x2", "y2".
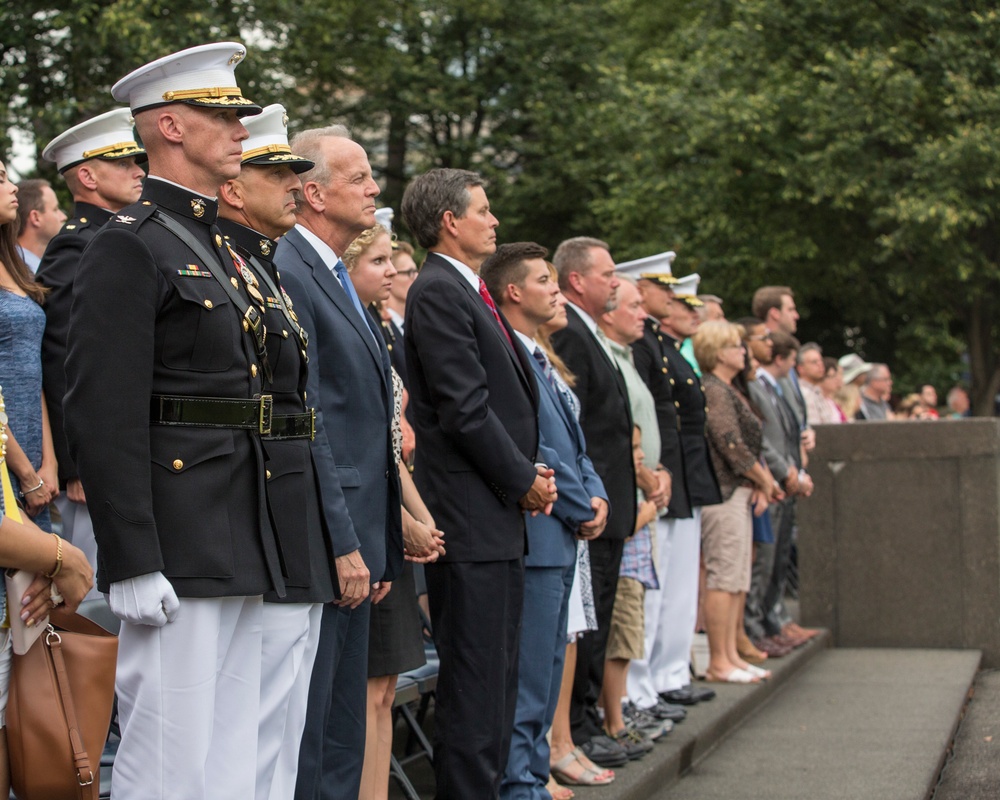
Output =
[
  {"x1": 274, "y1": 124, "x2": 403, "y2": 800},
  {"x1": 402, "y1": 168, "x2": 556, "y2": 798},
  {"x1": 551, "y1": 237, "x2": 638, "y2": 767},
  {"x1": 857, "y1": 363, "x2": 894, "y2": 420}
]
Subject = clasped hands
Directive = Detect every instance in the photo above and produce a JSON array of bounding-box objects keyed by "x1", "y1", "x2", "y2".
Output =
[{"x1": 519, "y1": 464, "x2": 557, "y2": 517}]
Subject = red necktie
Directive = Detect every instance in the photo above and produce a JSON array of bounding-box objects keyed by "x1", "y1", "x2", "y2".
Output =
[{"x1": 478, "y1": 277, "x2": 514, "y2": 348}]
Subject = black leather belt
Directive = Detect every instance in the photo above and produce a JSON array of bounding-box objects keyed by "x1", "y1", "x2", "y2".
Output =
[{"x1": 150, "y1": 395, "x2": 315, "y2": 440}]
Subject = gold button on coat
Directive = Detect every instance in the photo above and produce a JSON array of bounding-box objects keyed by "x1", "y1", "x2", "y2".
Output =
[
  {"x1": 204, "y1": 299, "x2": 213, "y2": 309},
  {"x1": 266, "y1": 470, "x2": 272, "y2": 479},
  {"x1": 251, "y1": 364, "x2": 258, "y2": 377},
  {"x1": 172, "y1": 459, "x2": 183, "y2": 471}
]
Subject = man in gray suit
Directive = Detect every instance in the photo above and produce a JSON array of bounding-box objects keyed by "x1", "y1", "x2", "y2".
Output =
[
  {"x1": 273, "y1": 125, "x2": 403, "y2": 800},
  {"x1": 746, "y1": 329, "x2": 812, "y2": 654}
]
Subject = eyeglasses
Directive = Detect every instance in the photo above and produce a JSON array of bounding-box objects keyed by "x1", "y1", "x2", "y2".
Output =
[
  {"x1": 396, "y1": 269, "x2": 418, "y2": 279},
  {"x1": 748, "y1": 334, "x2": 772, "y2": 342}
]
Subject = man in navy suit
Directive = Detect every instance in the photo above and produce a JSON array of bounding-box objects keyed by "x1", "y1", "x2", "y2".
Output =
[
  {"x1": 273, "y1": 125, "x2": 403, "y2": 800},
  {"x1": 483, "y1": 243, "x2": 609, "y2": 800},
  {"x1": 401, "y1": 169, "x2": 558, "y2": 799}
]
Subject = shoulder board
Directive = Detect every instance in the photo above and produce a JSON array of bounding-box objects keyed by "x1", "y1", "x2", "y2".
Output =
[
  {"x1": 60, "y1": 217, "x2": 88, "y2": 233},
  {"x1": 108, "y1": 201, "x2": 156, "y2": 228}
]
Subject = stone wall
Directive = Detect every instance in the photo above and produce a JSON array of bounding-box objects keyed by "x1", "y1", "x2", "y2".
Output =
[{"x1": 799, "y1": 419, "x2": 1000, "y2": 666}]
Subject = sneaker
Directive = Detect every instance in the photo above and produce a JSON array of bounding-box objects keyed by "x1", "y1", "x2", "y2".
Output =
[
  {"x1": 646, "y1": 698, "x2": 687, "y2": 722},
  {"x1": 606, "y1": 726, "x2": 654, "y2": 760},
  {"x1": 622, "y1": 702, "x2": 673, "y2": 741}
]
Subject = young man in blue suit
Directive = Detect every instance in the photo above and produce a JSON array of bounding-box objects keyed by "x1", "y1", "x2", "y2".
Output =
[
  {"x1": 483, "y1": 243, "x2": 609, "y2": 800},
  {"x1": 273, "y1": 126, "x2": 403, "y2": 800}
]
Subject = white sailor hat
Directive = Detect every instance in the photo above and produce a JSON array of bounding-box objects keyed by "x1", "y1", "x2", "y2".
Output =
[
  {"x1": 615, "y1": 251, "x2": 679, "y2": 287},
  {"x1": 374, "y1": 207, "x2": 394, "y2": 233},
  {"x1": 671, "y1": 273, "x2": 703, "y2": 307},
  {"x1": 112, "y1": 42, "x2": 261, "y2": 117},
  {"x1": 41, "y1": 108, "x2": 147, "y2": 173},
  {"x1": 241, "y1": 104, "x2": 314, "y2": 174}
]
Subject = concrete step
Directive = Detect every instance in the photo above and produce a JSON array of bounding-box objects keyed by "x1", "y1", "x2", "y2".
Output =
[
  {"x1": 932, "y1": 669, "x2": 1000, "y2": 800},
  {"x1": 654, "y1": 648, "x2": 981, "y2": 800},
  {"x1": 388, "y1": 629, "x2": 832, "y2": 799}
]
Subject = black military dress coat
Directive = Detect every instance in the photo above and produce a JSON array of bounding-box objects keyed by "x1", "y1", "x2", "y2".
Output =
[
  {"x1": 631, "y1": 317, "x2": 692, "y2": 519},
  {"x1": 219, "y1": 218, "x2": 336, "y2": 605},
  {"x1": 64, "y1": 178, "x2": 285, "y2": 598},
  {"x1": 661, "y1": 332, "x2": 723, "y2": 509},
  {"x1": 37, "y1": 202, "x2": 114, "y2": 487}
]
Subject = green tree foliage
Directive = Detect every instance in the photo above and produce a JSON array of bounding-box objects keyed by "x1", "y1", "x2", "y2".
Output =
[
  {"x1": 1, "y1": 0, "x2": 266, "y2": 182},
  {"x1": 596, "y1": 0, "x2": 999, "y2": 409},
  {"x1": 250, "y1": 0, "x2": 621, "y2": 244}
]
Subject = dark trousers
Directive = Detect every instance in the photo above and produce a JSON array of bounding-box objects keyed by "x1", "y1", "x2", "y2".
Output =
[
  {"x1": 570, "y1": 537, "x2": 625, "y2": 744},
  {"x1": 763, "y1": 496, "x2": 797, "y2": 636},
  {"x1": 501, "y1": 562, "x2": 576, "y2": 800},
  {"x1": 294, "y1": 600, "x2": 371, "y2": 800},
  {"x1": 426, "y1": 559, "x2": 525, "y2": 800}
]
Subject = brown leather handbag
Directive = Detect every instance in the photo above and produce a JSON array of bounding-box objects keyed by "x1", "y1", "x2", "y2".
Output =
[{"x1": 7, "y1": 609, "x2": 118, "y2": 800}]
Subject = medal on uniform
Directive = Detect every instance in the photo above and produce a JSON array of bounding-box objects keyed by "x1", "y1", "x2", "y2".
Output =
[
  {"x1": 281, "y1": 287, "x2": 300, "y2": 322},
  {"x1": 190, "y1": 198, "x2": 206, "y2": 218},
  {"x1": 226, "y1": 243, "x2": 267, "y2": 308}
]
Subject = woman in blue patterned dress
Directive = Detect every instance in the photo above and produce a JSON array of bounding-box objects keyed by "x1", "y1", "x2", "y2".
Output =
[
  {"x1": 0, "y1": 160, "x2": 59, "y2": 530},
  {"x1": 0, "y1": 157, "x2": 93, "y2": 799}
]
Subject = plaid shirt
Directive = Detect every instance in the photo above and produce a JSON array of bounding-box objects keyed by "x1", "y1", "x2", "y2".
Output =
[{"x1": 619, "y1": 520, "x2": 659, "y2": 590}]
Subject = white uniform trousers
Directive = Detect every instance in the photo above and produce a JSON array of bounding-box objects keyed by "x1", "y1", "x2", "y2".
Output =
[
  {"x1": 111, "y1": 595, "x2": 264, "y2": 800},
  {"x1": 53, "y1": 495, "x2": 101, "y2": 601},
  {"x1": 627, "y1": 510, "x2": 702, "y2": 707},
  {"x1": 259, "y1": 602, "x2": 323, "y2": 800}
]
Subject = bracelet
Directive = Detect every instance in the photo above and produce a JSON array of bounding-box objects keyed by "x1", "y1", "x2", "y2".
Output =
[
  {"x1": 19, "y1": 477, "x2": 44, "y2": 498},
  {"x1": 44, "y1": 533, "x2": 63, "y2": 579}
]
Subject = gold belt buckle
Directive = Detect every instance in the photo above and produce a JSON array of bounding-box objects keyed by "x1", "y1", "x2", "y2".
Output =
[{"x1": 259, "y1": 395, "x2": 273, "y2": 435}]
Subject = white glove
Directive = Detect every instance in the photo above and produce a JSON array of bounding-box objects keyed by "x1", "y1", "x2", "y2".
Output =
[{"x1": 108, "y1": 572, "x2": 180, "y2": 627}]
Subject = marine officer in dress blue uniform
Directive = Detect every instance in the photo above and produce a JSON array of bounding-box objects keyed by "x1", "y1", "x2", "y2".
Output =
[
  {"x1": 63, "y1": 42, "x2": 286, "y2": 800},
  {"x1": 216, "y1": 103, "x2": 338, "y2": 800}
]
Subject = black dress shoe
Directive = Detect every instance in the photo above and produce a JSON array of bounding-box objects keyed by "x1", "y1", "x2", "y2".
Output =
[
  {"x1": 579, "y1": 734, "x2": 628, "y2": 767},
  {"x1": 659, "y1": 687, "x2": 700, "y2": 706},
  {"x1": 689, "y1": 685, "x2": 716, "y2": 702}
]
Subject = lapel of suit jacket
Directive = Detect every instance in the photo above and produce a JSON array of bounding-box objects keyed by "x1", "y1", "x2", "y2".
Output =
[
  {"x1": 567, "y1": 305, "x2": 632, "y2": 425},
  {"x1": 529, "y1": 348, "x2": 580, "y2": 445},
  {"x1": 761, "y1": 376, "x2": 798, "y2": 441},
  {"x1": 288, "y1": 228, "x2": 389, "y2": 389},
  {"x1": 427, "y1": 254, "x2": 537, "y2": 406}
]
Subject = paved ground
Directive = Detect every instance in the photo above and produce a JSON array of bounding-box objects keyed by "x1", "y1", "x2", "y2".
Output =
[
  {"x1": 388, "y1": 632, "x2": 830, "y2": 799},
  {"x1": 932, "y1": 668, "x2": 1000, "y2": 800},
  {"x1": 656, "y1": 649, "x2": 980, "y2": 800}
]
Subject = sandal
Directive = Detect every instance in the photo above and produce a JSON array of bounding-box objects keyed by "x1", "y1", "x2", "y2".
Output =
[
  {"x1": 704, "y1": 667, "x2": 760, "y2": 684},
  {"x1": 550, "y1": 746, "x2": 616, "y2": 786},
  {"x1": 744, "y1": 664, "x2": 772, "y2": 680},
  {"x1": 546, "y1": 775, "x2": 575, "y2": 800}
]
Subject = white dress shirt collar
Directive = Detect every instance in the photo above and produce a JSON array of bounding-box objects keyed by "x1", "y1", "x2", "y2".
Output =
[
  {"x1": 567, "y1": 301, "x2": 598, "y2": 335},
  {"x1": 433, "y1": 252, "x2": 481, "y2": 292},
  {"x1": 295, "y1": 223, "x2": 341, "y2": 278}
]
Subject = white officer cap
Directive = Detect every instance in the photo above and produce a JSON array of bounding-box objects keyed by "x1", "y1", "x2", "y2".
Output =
[
  {"x1": 374, "y1": 207, "x2": 394, "y2": 233},
  {"x1": 615, "y1": 251, "x2": 679, "y2": 288},
  {"x1": 112, "y1": 42, "x2": 261, "y2": 117},
  {"x1": 41, "y1": 108, "x2": 147, "y2": 173},
  {"x1": 672, "y1": 273, "x2": 703, "y2": 308},
  {"x1": 240, "y1": 104, "x2": 314, "y2": 174}
]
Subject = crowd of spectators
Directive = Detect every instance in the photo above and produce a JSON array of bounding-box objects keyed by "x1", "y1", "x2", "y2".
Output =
[{"x1": 0, "y1": 41, "x2": 983, "y2": 800}]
